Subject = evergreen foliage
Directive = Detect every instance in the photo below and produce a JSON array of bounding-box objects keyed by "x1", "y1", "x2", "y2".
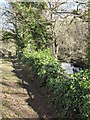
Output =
[
  {"x1": 20, "y1": 48, "x2": 90, "y2": 119},
  {"x1": 1, "y1": 1, "x2": 90, "y2": 119}
]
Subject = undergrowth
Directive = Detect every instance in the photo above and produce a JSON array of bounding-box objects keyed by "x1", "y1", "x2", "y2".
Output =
[{"x1": 17, "y1": 48, "x2": 90, "y2": 119}]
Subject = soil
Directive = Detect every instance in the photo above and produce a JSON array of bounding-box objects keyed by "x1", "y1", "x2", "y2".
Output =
[{"x1": 1, "y1": 57, "x2": 58, "y2": 119}]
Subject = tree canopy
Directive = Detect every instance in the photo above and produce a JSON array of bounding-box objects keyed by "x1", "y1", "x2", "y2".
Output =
[{"x1": 1, "y1": 0, "x2": 89, "y2": 65}]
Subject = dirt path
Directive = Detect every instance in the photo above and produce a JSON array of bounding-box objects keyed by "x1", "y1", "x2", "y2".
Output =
[{"x1": 1, "y1": 58, "x2": 55, "y2": 119}]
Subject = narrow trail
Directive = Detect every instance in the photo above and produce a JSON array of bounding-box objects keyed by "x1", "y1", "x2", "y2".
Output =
[{"x1": 1, "y1": 57, "x2": 56, "y2": 119}]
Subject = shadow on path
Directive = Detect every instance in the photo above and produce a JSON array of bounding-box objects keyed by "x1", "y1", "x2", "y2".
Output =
[{"x1": 11, "y1": 58, "x2": 54, "y2": 119}]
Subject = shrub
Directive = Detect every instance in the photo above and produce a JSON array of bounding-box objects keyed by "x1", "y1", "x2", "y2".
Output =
[
  {"x1": 17, "y1": 50, "x2": 23, "y2": 59},
  {"x1": 20, "y1": 48, "x2": 90, "y2": 119},
  {"x1": 8, "y1": 51, "x2": 11, "y2": 57},
  {"x1": 52, "y1": 70, "x2": 90, "y2": 118}
]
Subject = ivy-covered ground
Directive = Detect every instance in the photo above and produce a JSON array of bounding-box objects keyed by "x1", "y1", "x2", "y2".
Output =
[
  {"x1": 18, "y1": 48, "x2": 90, "y2": 119},
  {"x1": 1, "y1": 57, "x2": 57, "y2": 118},
  {"x1": 1, "y1": 48, "x2": 90, "y2": 119}
]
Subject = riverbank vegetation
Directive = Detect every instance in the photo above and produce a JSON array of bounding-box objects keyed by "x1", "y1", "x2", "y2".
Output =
[{"x1": 1, "y1": 0, "x2": 90, "y2": 119}]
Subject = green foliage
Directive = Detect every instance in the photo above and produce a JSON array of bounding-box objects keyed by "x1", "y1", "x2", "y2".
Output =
[
  {"x1": 8, "y1": 51, "x2": 11, "y2": 57},
  {"x1": 52, "y1": 70, "x2": 90, "y2": 118},
  {"x1": 86, "y1": 38, "x2": 90, "y2": 68},
  {"x1": 20, "y1": 48, "x2": 90, "y2": 119},
  {"x1": 2, "y1": 1, "x2": 89, "y2": 119},
  {"x1": 2, "y1": 31, "x2": 15, "y2": 43},
  {"x1": 2, "y1": 2, "x2": 51, "y2": 51},
  {"x1": 16, "y1": 2, "x2": 51, "y2": 50}
]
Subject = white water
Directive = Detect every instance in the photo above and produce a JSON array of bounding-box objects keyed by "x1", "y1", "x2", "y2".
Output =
[{"x1": 61, "y1": 62, "x2": 81, "y2": 74}]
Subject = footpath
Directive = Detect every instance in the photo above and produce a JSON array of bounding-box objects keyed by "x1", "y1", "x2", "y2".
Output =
[{"x1": 1, "y1": 57, "x2": 55, "y2": 119}]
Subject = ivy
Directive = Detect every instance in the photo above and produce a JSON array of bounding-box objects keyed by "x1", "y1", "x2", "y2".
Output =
[{"x1": 20, "y1": 48, "x2": 90, "y2": 119}]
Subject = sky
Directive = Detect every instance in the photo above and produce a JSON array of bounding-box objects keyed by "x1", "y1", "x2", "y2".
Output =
[
  {"x1": 0, "y1": 0, "x2": 87, "y2": 30},
  {"x1": 0, "y1": 0, "x2": 5, "y2": 3},
  {"x1": 0, "y1": 0, "x2": 9, "y2": 30},
  {"x1": 0, "y1": 0, "x2": 87, "y2": 4},
  {"x1": 0, "y1": 0, "x2": 84, "y2": 3}
]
